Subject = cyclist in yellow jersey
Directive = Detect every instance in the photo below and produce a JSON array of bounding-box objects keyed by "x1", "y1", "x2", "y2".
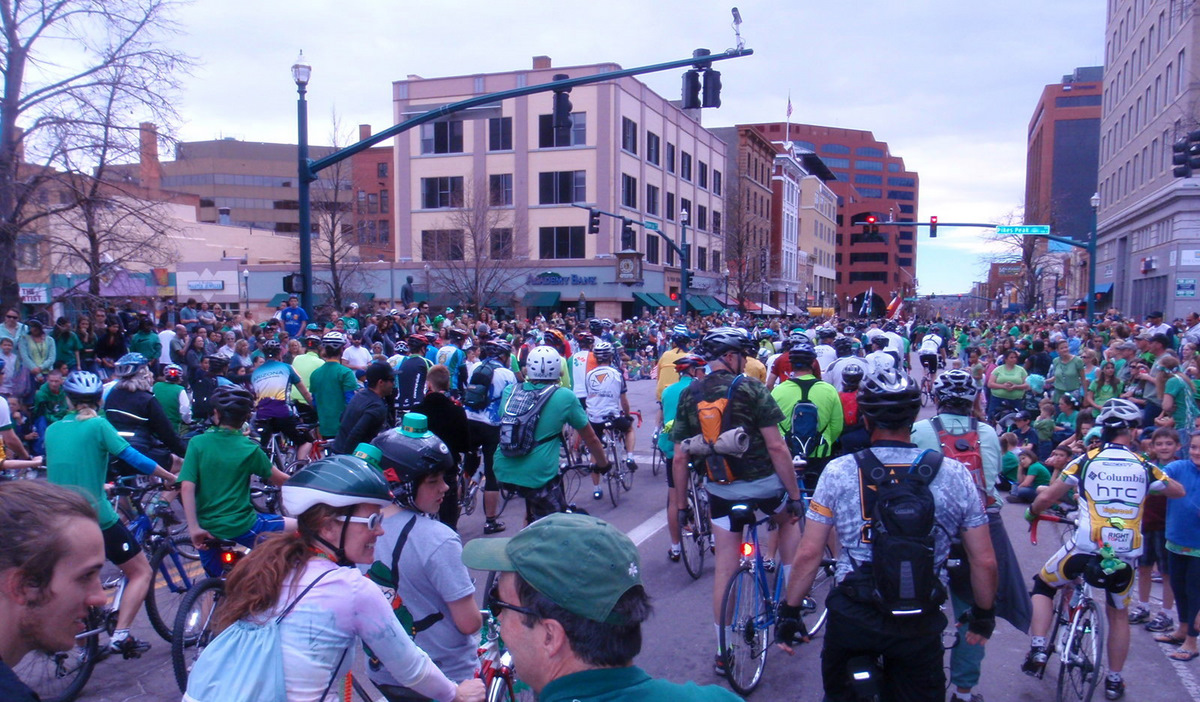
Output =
[
  {"x1": 655, "y1": 324, "x2": 692, "y2": 402},
  {"x1": 1023, "y1": 398, "x2": 1184, "y2": 700}
]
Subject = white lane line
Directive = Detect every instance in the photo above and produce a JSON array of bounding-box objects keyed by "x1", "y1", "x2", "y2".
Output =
[
  {"x1": 628, "y1": 508, "x2": 668, "y2": 546},
  {"x1": 1159, "y1": 641, "x2": 1200, "y2": 701}
]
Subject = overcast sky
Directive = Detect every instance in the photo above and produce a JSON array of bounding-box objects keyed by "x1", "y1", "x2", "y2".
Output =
[{"x1": 164, "y1": 0, "x2": 1106, "y2": 294}]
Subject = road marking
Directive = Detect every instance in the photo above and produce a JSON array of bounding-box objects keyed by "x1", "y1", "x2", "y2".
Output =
[
  {"x1": 1160, "y1": 641, "x2": 1200, "y2": 701},
  {"x1": 628, "y1": 508, "x2": 668, "y2": 546}
]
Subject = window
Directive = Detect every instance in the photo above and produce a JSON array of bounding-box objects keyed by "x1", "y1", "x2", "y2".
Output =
[
  {"x1": 538, "y1": 112, "x2": 586, "y2": 147},
  {"x1": 713, "y1": 170, "x2": 722, "y2": 195},
  {"x1": 421, "y1": 229, "x2": 464, "y2": 260},
  {"x1": 357, "y1": 190, "x2": 366, "y2": 214},
  {"x1": 681, "y1": 197, "x2": 692, "y2": 222},
  {"x1": 850, "y1": 252, "x2": 889, "y2": 264},
  {"x1": 380, "y1": 190, "x2": 389, "y2": 214},
  {"x1": 16, "y1": 235, "x2": 39, "y2": 269},
  {"x1": 646, "y1": 235, "x2": 659, "y2": 264},
  {"x1": 489, "y1": 174, "x2": 513, "y2": 206},
  {"x1": 854, "y1": 174, "x2": 883, "y2": 185},
  {"x1": 712, "y1": 250, "x2": 721, "y2": 272},
  {"x1": 680, "y1": 152, "x2": 693, "y2": 181},
  {"x1": 898, "y1": 257, "x2": 913, "y2": 267},
  {"x1": 378, "y1": 220, "x2": 390, "y2": 243},
  {"x1": 646, "y1": 184, "x2": 660, "y2": 215},
  {"x1": 886, "y1": 190, "x2": 914, "y2": 201},
  {"x1": 697, "y1": 246, "x2": 708, "y2": 271},
  {"x1": 647, "y1": 132, "x2": 660, "y2": 165},
  {"x1": 420, "y1": 121, "x2": 463, "y2": 154},
  {"x1": 666, "y1": 143, "x2": 676, "y2": 173},
  {"x1": 488, "y1": 117, "x2": 513, "y2": 151},
  {"x1": 538, "y1": 171, "x2": 586, "y2": 204},
  {"x1": 887, "y1": 163, "x2": 900, "y2": 172},
  {"x1": 855, "y1": 160, "x2": 883, "y2": 171},
  {"x1": 539, "y1": 226, "x2": 586, "y2": 259},
  {"x1": 887, "y1": 177, "x2": 916, "y2": 188},
  {"x1": 699, "y1": 162, "x2": 708, "y2": 188},
  {"x1": 856, "y1": 187, "x2": 883, "y2": 198},
  {"x1": 821, "y1": 144, "x2": 851, "y2": 154},
  {"x1": 420, "y1": 176, "x2": 463, "y2": 209},
  {"x1": 367, "y1": 220, "x2": 377, "y2": 243},
  {"x1": 490, "y1": 228, "x2": 513, "y2": 259},
  {"x1": 712, "y1": 210, "x2": 721, "y2": 234},
  {"x1": 376, "y1": 162, "x2": 388, "y2": 178},
  {"x1": 367, "y1": 193, "x2": 378, "y2": 214},
  {"x1": 823, "y1": 157, "x2": 850, "y2": 169},
  {"x1": 697, "y1": 205, "x2": 708, "y2": 231},
  {"x1": 621, "y1": 117, "x2": 638, "y2": 154},
  {"x1": 899, "y1": 244, "x2": 913, "y2": 254},
  {"x1": 849, "y1": 271, "x2": 888, "y2": 282},
  {"x1": 666, "y1": 192, "x2": 676, "y2": 221},
  {"x1": 666, "y1": 243, "x2": 676, "y2": 266},
  {"x1": 855, "y1": 146, "x2": 885, "y2": 157},
  {"x1": 621, "y1": 174, "x2": 638, "y2": 208}
]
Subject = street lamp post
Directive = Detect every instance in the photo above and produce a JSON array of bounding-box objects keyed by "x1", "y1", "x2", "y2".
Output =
[
  {"x1": 785, "y1": 285, "x2": 791, "y2": 316},
  {"x1": 679, "y1": 209, "x2": 689, "y2": 319},
  {"x1": 241, "y1": 268, "x2": 249, "y2": 311},
  {"x1": 292, "y1": 52, "x2": 314, "y2": 315},
  {"x1": 1086, "y1": 192, "x2": 1099, "y2": 323}
]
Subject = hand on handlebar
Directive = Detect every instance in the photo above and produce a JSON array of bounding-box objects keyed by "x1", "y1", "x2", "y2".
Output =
[{"x1": 189, "y1": 527, "x2": 214, "y2": 551}]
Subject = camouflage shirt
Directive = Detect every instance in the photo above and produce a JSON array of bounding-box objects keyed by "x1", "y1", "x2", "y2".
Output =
[{"x1": 669, "y1": 370, "x2": 784, "y2": 483}]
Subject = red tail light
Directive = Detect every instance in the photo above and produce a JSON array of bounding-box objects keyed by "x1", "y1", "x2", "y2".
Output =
[{"x1": 741, "y1": 542, "x2": 754, "y2": 558}]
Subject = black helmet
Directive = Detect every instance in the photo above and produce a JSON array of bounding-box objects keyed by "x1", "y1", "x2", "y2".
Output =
[
  {"x1": 64, "y1": 370, "x2": 103, "y2": 403},
  {"x1": 788, "y1": 339, "x2": 817, "y2": 368},
  {"x1": 816, "y1": 327, "x2": 837, "y2": 340},
  {"x1": 261, "y1": 339, "x2": 282, "y2": 357},
  {"x1": 483, "y1": 339, "x2": 512, "y2": 359},
  {"x1": 858, "y1": 368, "x2": 921, "y2": 430},
  {"x1": 832, "y1": 337, "x2": 853, "y2": 357},
  {"x1": 841, "y1": 363, "x2": 865, "y2": 388},
  {"x1": 371, "y1": 414, "x2": 454, "y2": 512},
  {"x1": 447, "y1": 327, "x2": 467, "y2": 342},
  {"x1": 589, "y1": 318, "x2": 604, "y2": 335},
  {"x1": 699, "y1": 327, "x2": 755, "y2": 361},
  {"x1": 205, "y1": 354, "x2": 229, "y2": 373},
  {"x1": 210, "y1": 384, "x2": 254, "y2": 424},
  {"x1": 673, "y1": 354, "x2": 707, "y2": 373}
]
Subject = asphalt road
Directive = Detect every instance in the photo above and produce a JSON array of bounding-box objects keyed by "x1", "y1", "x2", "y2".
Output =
[{"x1": 72, "y1": 372, "x2": 1200, "y2": 702}]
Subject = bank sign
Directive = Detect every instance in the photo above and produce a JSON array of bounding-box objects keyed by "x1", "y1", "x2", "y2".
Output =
[{"x1": 526, "y1": 271, "x2": 598, "y2": 286}]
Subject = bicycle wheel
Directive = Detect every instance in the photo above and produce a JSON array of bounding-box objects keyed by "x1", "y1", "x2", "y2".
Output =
[
  {"x1": 1056, "y1": 598, "x2": 1105, "y2": 702},
  {"x1": 920, "y1": 383, "x2": 932, "y2": 407},
  {"x1": 606, "y1": 464, "x2": 621, "y2": 507},
  {"x1": 801, "y1": 550, "x2": 837, "y2": 636},
  {"x1": 613, "y1": 439, "x2": 632, "y2": 492},
  {"x1": 12, "y1": 611, "x2": 100, "y2": 702},
  {"x1": 650, "y1": 438, "x2": 663, "y2": 477},
  {"x1": 459, "y1": 471, "x2": 479, "y2": 517},
  {"x1": 172, "y1": 577, "x2": 225, "y2": 693},
  {"x1": 146, "y1": 536, "x2": 204, "y2": 642},
  {"x1": 680, "y1": 486, "x2": 705, "y2": 580},
  {"x1": 719, "y1": 565, "x2": 770, "y2": 696}
]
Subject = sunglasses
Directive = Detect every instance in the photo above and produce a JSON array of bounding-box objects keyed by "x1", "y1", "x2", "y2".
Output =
[
  {"x1": 5, "y1": 315, "x2": 17, "y2": 320},
  {"x1": 335, "y1": 512, "x2": 383, "y2": 530},
  {"x1": 488, "y1": 581, "x2": 537, "y2": 618}
]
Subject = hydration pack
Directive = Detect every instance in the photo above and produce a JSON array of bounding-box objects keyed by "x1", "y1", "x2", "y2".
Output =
[
  {"x1": 786, "y1": 377, "x2": 824, "y2": 459},
  {"x1": 462, "y1": 360, "x2": 498, "y2": 411},
  {"x1": 498, "y1": 383, "x2": 560, "y2": 457},
  {"x1": 929, "y1": 416, "x2": 993, "y2": 509}
]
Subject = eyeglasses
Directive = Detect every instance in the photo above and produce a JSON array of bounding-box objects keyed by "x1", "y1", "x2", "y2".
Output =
[
  {"x1": 334, "y1": 512, "x2": 383, "y2": 530},
  {"x1": 488, "y1": 581, "x2": 537, "y2": 618},
  {"x1": 4, "y1": 315, "x2": 17, "y2": 320}
]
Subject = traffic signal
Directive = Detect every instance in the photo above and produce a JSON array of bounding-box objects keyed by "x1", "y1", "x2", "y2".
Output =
[
  {"x1": 587, "y1": 208, "x2": 601, "y2": 234},
  {"x1": 1172, "y1": 130, "x2": 1200, "y2": 178},
  {"x1": 551, "y1": 74, "x2": 573, "y2": 142},
  {"x1": 682, "y1": 70, "x2": 702, "y2": 110},
  {"x1": 681, "y1": 269, "x2": 692, "y2": 290},
  {"x1": 620, "y1": 218, "x2": 636, "y2": 250},
  {"x1": 702, "y1": 69, "x2": 722, "y2": 108},
  {"x1": 283, "y1": 273, "x2": 305, "y2": 294},
  {"x1": 864, "y1": 215, "x2": 879, "y2": 237},
  {"x1": 929, "y1": 215, "x2": 938, "y2": 238}
]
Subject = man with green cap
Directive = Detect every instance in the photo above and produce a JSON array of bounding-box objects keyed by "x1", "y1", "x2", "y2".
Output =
[{"x1": 462, "y1": 513, "x2": 741, "y2": 701}]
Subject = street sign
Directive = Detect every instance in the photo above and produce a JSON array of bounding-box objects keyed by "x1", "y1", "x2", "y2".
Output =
[
  {"x1": 995, "y1": 225, "x2": 1051, "y2": 235},
  {"x1": 643, "y1": 221, "x2": 659, "y2": 231}
]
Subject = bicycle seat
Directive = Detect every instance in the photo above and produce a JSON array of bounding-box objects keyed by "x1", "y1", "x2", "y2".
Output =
[
  {"x1": 728, "y1": 504, "x2": 757, "y2": 532},
  {"x1": 206, "y1": 539, "x2": 239, "y2": 550}
]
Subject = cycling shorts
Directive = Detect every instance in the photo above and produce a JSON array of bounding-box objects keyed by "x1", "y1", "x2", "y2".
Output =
[
  {"x1": 102, "y1": 521, "x2": 143, "y2": 566},
  {"x1": 919, "y1": 353, "x2": 940, "y2": 374},
  {"x1": 590, "y1": 414, "x2": 633, "y2": 439},
  {"x1": 707, "y1": 491, "x2": 785, "y2": 532},
  {"x1": 1038, "y1": 544, "x2": 1135, "y2": 610},
  {"x1": 257, "y1": 415, "x2": 309, "y2": 448}
]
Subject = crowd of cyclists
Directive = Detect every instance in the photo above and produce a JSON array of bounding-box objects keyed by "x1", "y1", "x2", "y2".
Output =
[{"x1": 2, "y1": 294, "x2": 1200, "y2": 701}]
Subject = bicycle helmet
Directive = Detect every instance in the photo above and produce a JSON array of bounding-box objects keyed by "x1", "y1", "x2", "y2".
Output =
[
  {"x1": 841, "y1": 363, "x2": 865, "y2": 389},
  {"x1": 787, "y1": 328, "x2": 808, "y2": 345},
  {"x1": 483, "y1": 338, "x2": 512, "y2": 359},
  {"x1": 261, "y1": 338, "x2": 282, "y2": 357},
  {"x1": 788, "y1": 339, "x2": 817, "y2": 368},
  {"x1": 282, "y1": 454, "x2": 394, "y2": 565},
  {"x1": 857, "y1": 367, "x2": 921, "y2": 430},
  {"x1": 423, "y1": 331, "x2": 439, "y2": 345},
  {"x1": 816, "y1": 327, "x2": 837, "y2": 341},
  {"x1": 322, "y1": 331, "x2": 347, "y2": 349},
  {"x1": 589, "y1": 318, "x2": 605, "y2": 335},
  {"x1": 525, "y1": 345, "x2": 563, "y2": 381},
  {"x1": 934, "y1": 369, "x2": 979, "y2": 405},
  {"x1": 63, "y1": 370, "x2": 103, "y2": 403},
  {"x1": 304, "y1": 335, "x2": 321, "y2": 351},
  {"x1": 673, "y1": 354, "x2": 707, "y2": 372},
  {"x1": 209, "y1": 384, "x2": 255, "y2": 424},
  {"x1": 542, "y1": 328, "x2": 569, "y2": 354},
  {"x1": 371, "y1": 413, "x2": 454, "y2": 512},
  {"x1": 758, "y1": 329, "x2": 777, "y2": 341},
  {"x1": 699, "y1": 327, "x2": 756, "y2": 361},
  {"x1": 671, "y1": 323, "x2": 691, "y2": 345},
  {"x1": 114, "y1": 352, "x2": 149, "y2": 378},
  {"x1": 574, "y1": 330, "x2": 594, "y2": 345},
  {"x1": 392, "y1": 340, "x2": 410, "y2": 356},
  {"x1": 1097, "y1": 398, "x2": 1141, "y2": 429},
  {"x1": 447, "y1": 327, "x2": 467, "y2": 343},
  {"x1": 593, "y1": 340, "x2": 615, "y2": 363},
  {"x1": 163, "y1": 364, "x2": 184, "y2": 382},
  {"x1": 205, "y1": 354, "x2": 229, "y2": 373},
  {"x1": 831, "y1": 337, "x2": 853, "y2": 357}
]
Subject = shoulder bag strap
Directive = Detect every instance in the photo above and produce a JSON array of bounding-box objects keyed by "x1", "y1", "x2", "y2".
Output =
[
  {"x1": 387, "y1": 514, "x2": 445, "y2": 634},
  {"x1": 276, "y1": 567, "x2": 336, "y2": 623},
  {"x1": 721, "y1": 374, "x2": 745, "y2": 433}
]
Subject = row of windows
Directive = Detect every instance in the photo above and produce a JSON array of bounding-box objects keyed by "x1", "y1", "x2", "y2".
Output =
[
  {"x1": 1100, "y1": 124, "x2": 1180, "y2": 208},
  {"x1": 162, "y1": 173, "x2": 350, "y2": 190},
  {"x1": 200, "y1": 197, "x2": 300, "y2": 210},
  {"x1": 356, "y1": 219, "x2": 391, "y2": 245},
  {"x1": 356, "y1": 190, "x2": 389, "y2": 215},
  {"x1": 819, "y1": 143, "x2": 885, "y2": 157},
  {"x1": 421, "y1": 228, "x2": 515, "y2": 261},
  {"x1": 1106, "y1": 1, "x2": 1180, "y2": 84},
  {"x1": 1102, "y1": 52, "x2": 1185, "y2": 165},
  {"x1": 622, "y1": 174, "x2": 722, "y2": 232}
]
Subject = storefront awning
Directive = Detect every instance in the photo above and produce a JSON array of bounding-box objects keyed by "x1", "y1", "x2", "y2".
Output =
[
  {"x1": 631, "y1": 292, "x2": 660, "y2": 309},
  {"x1": 688, "y1": 295, "x2": 722, "y2": 314},
  {"x1": 1093, "y1": 283, "x2": 1114, "y2": 296},
  {"x1": 522, "y1": 291, "x2": 561, "y2": 308},
  {"x1": 648, "y1": 292, "x2": 677, "y2": 308}
]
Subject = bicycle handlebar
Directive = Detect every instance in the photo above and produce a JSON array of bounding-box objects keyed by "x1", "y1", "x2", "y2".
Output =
[{"x1": 1028, "y1": 511, "x2": 1076, "y2": 546}]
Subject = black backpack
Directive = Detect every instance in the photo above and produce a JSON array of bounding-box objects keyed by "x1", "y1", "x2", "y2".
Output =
[
  {"x1": 498, "y1": 383, "x2": 560, "y2": 457},
  {"x1": 462, "y1": 360, "x2": 498, "y2": 411},
  {"x1": 851, "y1": 448, "x2": 946, "y2": 617}
]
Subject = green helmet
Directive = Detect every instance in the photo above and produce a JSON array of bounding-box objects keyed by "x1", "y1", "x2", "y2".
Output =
[{"x1": 282, "y1": 454, "x2": 393, "y2": 517}]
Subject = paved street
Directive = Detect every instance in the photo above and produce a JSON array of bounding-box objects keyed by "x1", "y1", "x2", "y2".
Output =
[{"x1": 76, "y1": 372, "x2": 1200, "y2": 701}]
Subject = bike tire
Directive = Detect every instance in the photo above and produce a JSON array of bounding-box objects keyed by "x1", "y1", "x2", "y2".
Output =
[
  {"x1": 680, "y1": 486, "x2": 705, "y2": 580},
  {"x1": 459, "y1": 472, "x2": 479, "y2": 517},
  {"x1": 650, "y1": 442, "x2": 663, "y2": 477},
  {"x1": 613, "y1": 440, "x2": 633, "y2": 492},
  {"x1": 12, "y1": 611, "x2": 100, "y2": 702},
  {"x1": 146, "y1": 536, "x2": 204, "y2": 642},
  {"x1": 719, "y1": 565, "x2": 770, "y2": 696},
  {"x1": 606, "y1": 466, "x2": 620, "y2": 507},
  {"x1": 172, "y1": 577, "x2": 226, "y2": 694},
  {"x1": 801, "y1": 550, "x2": 836, "y2": 636},
  {"x1": 1056, "y1": 598, "x2": 1105, "y2": 702}
]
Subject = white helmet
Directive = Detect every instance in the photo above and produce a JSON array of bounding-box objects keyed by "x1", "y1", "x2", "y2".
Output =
[
  {"x1": 1097, "y1": 398, "x2": 1141, "y2": 428},
  {"x1": 525, "y1": 345, "x2": 563, "y2": 381}
]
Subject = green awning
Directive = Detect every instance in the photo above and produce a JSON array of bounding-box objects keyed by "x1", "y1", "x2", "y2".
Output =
[
  {"x1": 632, "y1": 292, "x2": 660, "y2": 309},
  {"x1": 267, "y1": 293, "x2": 290, "y2": 307},
  {"x1": 687, "y1": 295, "x2": 720, "y2": 313},
  {"x1": 522, "y1": 291, "x2": 561, "y2": 308},
  {"x1": 648, "y1": 292, "x2": 677, "y2": 308}
]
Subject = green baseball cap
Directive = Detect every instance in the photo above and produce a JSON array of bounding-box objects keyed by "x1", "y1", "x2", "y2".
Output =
[{"x1": 462, "y1": 513, "x2": 641, "y2": 625}]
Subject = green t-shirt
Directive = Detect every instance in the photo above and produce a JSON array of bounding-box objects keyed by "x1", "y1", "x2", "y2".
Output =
[
  {"x1": 770, "y1": 375, "x2": 844, "y2": 458},
  {"x1": 989, "y1": 364, "x2": 1027, "y2": 400},
  {"x1": 178, "y1": 427, "x2": 273, "y2": 539},
  {"x1": 33, "y1": 384, "x2": 69, "y2": 423},
  {"x1": 1164, "y1": 375, "x2": 1197, "y2": 428},
  {"x1": 493, "y1": 382, "x2": 589, "y2": 489},
  {"x1": 670, "y1": 371, "x2": 785, "y2": 482},
  {"x1": 153, "y1": 381, "x2": 187, "y2": 434},
  {"x1": 1032, "y1": 417, "x2": 1056, "y2": 442},
  {"x1": 291, "y1": 351, "x2": 323, "y2": 405},
  {"x1": 1051, "y1": 355, "x2": 1086, "y2": 393},
  {"x1": 53, "y1": 331, "x2": 82, "y2": 368},
  {"x1": 538, "y1": 666, "x2": 742, "y2": 702},
  {"x1": 1001, "y1": 451, "x2": 1019, "y2": 483},
  {"x1": 46, "y1": 412, "x2": 130, "y2": 529},
  {"x1": 1088, "y1": 379, "x2": 1123, "y2": 406},
  {"x1": 1055, "y1": 410, "x2": 1079, "y2": 431},
  {"x1": 309, "y1": 360, "x2": 359, "y2": 439},
  {"x1": 1024, "y1": 461, "x2": 1051, "y2": 488},
  {"x1": 658, "y1": 376, "x2": 693, "y2": 459}
]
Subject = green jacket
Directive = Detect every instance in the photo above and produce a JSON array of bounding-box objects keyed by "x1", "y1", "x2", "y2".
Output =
[{"x1": 129, "y1": 330, "x2": 162, "y2": 360}]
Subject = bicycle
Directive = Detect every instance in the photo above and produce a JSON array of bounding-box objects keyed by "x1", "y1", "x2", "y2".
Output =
[
  {"x1": 1029, "y1": 512, "x2": 1106, "y2": 702},
  {"x1": 459, "y1": 451, "x2": 483, "y2": 517},
  {"x1": 679, "y1": 469, "x2": 714, "y2": 580},
  {"x1": 919, "y1": 367, "x2": 937, "y2": 407},
  {"x1": 599, "y1": 418, "x2": 634, "y2": 507},
  {"x1": 719, "y1": 503, "x2": 836, "y2": 696},
  {"x1": 476, "y1": 608, "x2": 536, "y2": 702},
  {"x1": 171, "y1": 540, "x2": 248, "y2": 693},
  {"x1": 649, "y1": 426, "x2": 667, "y2": 477}
]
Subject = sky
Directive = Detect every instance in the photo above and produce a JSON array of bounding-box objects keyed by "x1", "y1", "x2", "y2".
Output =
[{"x1": 159, "y1": 0, "x2": 1107, "y2": 294}]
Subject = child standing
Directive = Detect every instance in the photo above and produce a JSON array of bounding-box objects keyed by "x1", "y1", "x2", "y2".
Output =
[{"x1": 1129, "y1": 427, "x2": 1178, "y2": 634}]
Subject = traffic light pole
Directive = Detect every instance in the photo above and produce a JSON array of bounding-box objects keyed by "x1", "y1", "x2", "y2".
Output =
[{"x1": 576, "y1": 204, "x2": 692, "y2": 316}]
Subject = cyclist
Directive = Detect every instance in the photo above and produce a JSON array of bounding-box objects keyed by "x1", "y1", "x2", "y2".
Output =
[
  {"x1": 770, "y1": 338, "x2": 843, "y2": 487},
  {"x1": 180, "y1": 384, "x2": 294, "y2": 577},
  {"x1": 435, "y1": 328, "x2": 468, "y2": 396},
  {"x1": 45, "y1": 370, "x2": 176, "y2": 657},
  {"x1": 655, "y1": 324, "x2": 692, "y2": 402},
  {"x1": 309, "y1": 331, "x2": 358, "y2": 442},
  {"x1": 104, "y1": 352, "x2": 187, "y2": 475},
  {"x1": 332, "y1": 362, "x2": 395, "y2": 455},
  {"x1": 250, "y1": 338, "x2": 314, "y2": 462},
  {"x1": 568, "y1": 330, "x2": 596, "y2": 408},
  {"x1": 291, "y1": 332, "x2": 324, "y2": 424},
  {"x1": 397, "y1": 334, "x2": 433, "y2": 412},
  {"x1": 916, "y1": 327, "x2": 945, "y2": 382},
  {"x1": 493, "y1": 345, "x2": 609, "y2": 524},
  {"x1": 814, "y1": 327, "x2": 838, "y2": 374},
  {"x1": 824, "y1": 336, "x2": 869, "y2": 393},
  {"x1": 585, "y1": 340, "x2": 637, "y2": 501},
  {"x1": 462, "y1": 339, "x2": 517, "y2": 535},
  {"x1": 0, "y1": 481, "x2": 106, "y2": 702},
  {"x1": 186, "y1": 456, "x2": 484, "y2": 702},
  {"x1": 776, "y1": 367, "x2": 997, "y2": 700},
  {"x1": 1023, "y1": 398, "x2": 1184, "y2": 700},
  {"x1": 367, "y1": 417, "x2": 482, "y2": 700},
  {"x1": 865, "y1": 335, "x2": 897, "y2": 374},
  {"x1": 669, "y1": 326, "x2": 803, "y2": 675},
  {"x1": 660, "y1": 353, "x2": 706, "y2": 562},
  {"x1": 461, "y1": 512, "x2": 741, "y2": 701},
  {"x1": 540, "y1": 328, "x2": 574, "y2": 388},
  {"x1": 152, "y1": 363, "x2": 192, "y2": 435}
]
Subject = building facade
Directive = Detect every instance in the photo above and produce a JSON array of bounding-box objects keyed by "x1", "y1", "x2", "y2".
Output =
[
  {"x1": 350, "y1": 125, "x2": 396, "y2": 262},
  {"x1": 708, "y1": 126, "x2": 774, "y2": 310},
  {"x1": 1095, "y1": 0, "x2": 1200, "y2": 320}
]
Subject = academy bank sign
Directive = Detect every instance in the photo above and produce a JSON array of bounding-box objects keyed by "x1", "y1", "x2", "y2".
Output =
[{"x1": 526, "y1": 271, "x2": 598, "y2": 286}]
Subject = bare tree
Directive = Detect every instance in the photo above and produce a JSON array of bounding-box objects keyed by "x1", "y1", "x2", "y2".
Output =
[
  {"x1": 425, "y1": 176, "x2": 532, "y2": 313},
  {"x1": 982, "y1": 205, "x2": 1058, "y2": 312},
  {"x1": 721, "y1": 165, "x2": 768, "y2": 312},
  {"x1": 311, "y1": 114, "x2": 364, "y2": 314},
  {"x1": 0, "y1": 0, "x2": 191, "y2": 309}
]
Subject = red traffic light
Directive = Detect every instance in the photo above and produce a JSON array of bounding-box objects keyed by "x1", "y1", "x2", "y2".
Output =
[
  {"x1": 865, "y1": 215, "x2": 877, "y2": 224},
  {"x1": 669, "y1": 292, "x2": 679, "y2": 300}
]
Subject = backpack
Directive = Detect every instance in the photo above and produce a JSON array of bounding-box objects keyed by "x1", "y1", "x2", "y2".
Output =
[
  {"x1": 850, "y1": 448, "x2": 947, "y2": 618},
  {"x1": 694, "y1": 374, "x2": 747, "y2": 484},
  {"x1": 786, "y1": 378, "x2": 824, "y2": 459},
  {"x1": 929, "y1": 416, "x2": 993, "y2": 509},
  {"x1": 498, "y1": 383, "x2": 561, "y2": 457},
  {"x1": 839, "y1": 391, "x2": 860, "y2": 429},
  {"x1": 463, "y1": 360, "x2": 498, "y2": 411}
]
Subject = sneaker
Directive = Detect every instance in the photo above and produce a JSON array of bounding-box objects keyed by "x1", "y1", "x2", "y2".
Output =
[
  {"x1": 762, "y1": 559, "x2": 777, "y2": 573},
  {"x1": 1104, "y1": 676, "x2": 1125, "y2": 700},
  {"x1": 626, "y1": 457, "x2": 639, "y2": 472},
  {"x1": 1145, "y1": 611, "x2": 1175, "y2": 632},
  {"x1": 714, "y1": 650, "x2": 731, "y2": 677},
  {"x1": 668, "y1": 547, "x2": 681, "y2": 562},
  {"x1": 1021, "y1": 646, "x2": 1048, "y2": 677},
  {"x1": 1151, "y1": 571, "x2": 1163, "y2": 583},
  {"x1": 108, "y1": 635, "x2": 151, "y2": 659},
  {"x1": 483, "y1": 519, "x2": 506, "y2": 535},
  {"x1": 1127, "y1": 605, "x2": 1150, "y2": 624},
  {"x1": 593, "y1": 488, "x2": 603, "y2": 500},
  {"x1": 949, "y1": 694, "x2": 985, "y2": 702}
]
